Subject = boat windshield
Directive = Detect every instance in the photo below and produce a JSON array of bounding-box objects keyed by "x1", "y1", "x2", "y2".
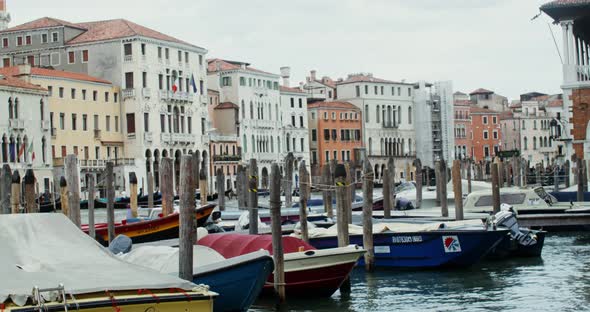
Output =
[
  {"x1": 534, "y1": 187, "x2": 556, "y2": 205},
  {"x1": 395, "y1": 182, "x2": 415, "y2": 193},
  {"x1": 474, "y1": 193, "x2": 526, "y2": 207}
]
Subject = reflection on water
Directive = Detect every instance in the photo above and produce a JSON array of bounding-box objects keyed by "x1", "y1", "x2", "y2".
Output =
[{"x1": 251, "y1": 232, "x2": 590, "y2": 312}]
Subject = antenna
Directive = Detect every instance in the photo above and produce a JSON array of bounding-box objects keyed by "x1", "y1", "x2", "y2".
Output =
[{"x1": 547, "y1": 22, "x2": 563, "y2": 65}]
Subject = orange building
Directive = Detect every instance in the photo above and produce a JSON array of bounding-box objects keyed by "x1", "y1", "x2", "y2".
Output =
[
  {"x1": 307, "y1": 101, "x2": 362, "y2": 177},
  {"x1": 470, "y1": 107, "x2": 502, "y2": 161}
]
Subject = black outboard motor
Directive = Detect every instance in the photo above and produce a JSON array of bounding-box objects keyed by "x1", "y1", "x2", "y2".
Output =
[{"x1": 494, "y1": 204, "x2": 538, "y2": 246}]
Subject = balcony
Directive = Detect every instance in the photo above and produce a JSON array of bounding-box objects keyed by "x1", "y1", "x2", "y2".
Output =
[
  {"x1": 142, "y1": 88, "x2": 151, "y2": 98},
  {"x1": 159, "y1": 90, "x2": 170, "y2": 101},
  {"x1": 41, "y1": 120, "x2": 50, "y2": 131},
  {"x1": 161, "y1": 133, "x2": 171, "y2": 144},
  {"x1": 94, "y1": 129, "x2": 101, "y2": 140},
  {"x1": 78, "y1": 158, "x2": 136, "y2": 169},
  {"x1": 210, "y1": 134, "x2": 239, "y2": 142},
  {"x1": 200, "y1": 95, "x2": 208, "y2": 105},
  {"x1": 172, "y1": 133, "x2": 196, "y2": 145},
  {"x1": 382, "y1": 122, "x2": 398, "y2": 129},
  {"x1": 122, "y1": 88, "x2": 135, "y2": 100},
  {"x1": 9, "y1": 119, "x2": 25, "y2": 130},
  {"x1": 124, "y1": 54, "x2": 133, "y2": 62},
  {"x1": 213, "y1": 155, "x2": 242, "y2": 162},
  {"x1": 144, "y1": 131, "x2": 153, "y2": 144}
]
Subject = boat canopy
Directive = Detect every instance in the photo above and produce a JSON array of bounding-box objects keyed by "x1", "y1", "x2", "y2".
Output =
[
  {"x1": 0, "y1": 214, "x2": 196, "y2": 306},
  {"x1": 198, "y1": 233, "x2": 315, "y2": 258}
]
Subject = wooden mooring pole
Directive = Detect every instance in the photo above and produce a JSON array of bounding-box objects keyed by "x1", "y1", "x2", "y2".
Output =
[
  {"x1": 24, "y1": 169, "x2": 36, "y2": 213},
  {"x1": 179, "y1": 155, "x2": 195, "y2": 281},
  {"x1": 199, "y1": 167, "x2": 208, "y2": 207},
  {"x1": 269, "y1": 163, "x2": 285, "y2": 302},
  {"x1": 0, "y1": 165, "x2": 10, "y2": 214},
  {"x1": 414, "y1": 159, "x2": 422, "y2": 209},
  {"x1": 577, "y1": 158, "x2": 584, "y2": 202},
  {"x1": 382, "y1": 168, "x2": 391, "y2": 218},
  {"x1": 216, "y1": 168, "x2": 225, "y2": 211},
  {"x1": 322, "y1": 164, "x2": 333, "y2": 218},
  {"x1": 344, "y1": 162, "x2": 352, "y2": 225},
  {"x1": 147, "y1": 172, "x2": 154, "y2": 209},
  {"x1": 160, "y1": 158, "x2": 174, "y2": 216},
  {"x1": 299, "y1": 161, "x2": 310, "y2": 243},
  {"x1": 491, "y1": 163, "x2": 500, "y2": 213},
  {"x1": 65, "y1": 155, "x2": 81, "y2": 227},
  {"x1": 11, "y1": 170, "x2": 20, "y2": 214},
  {"x1": 248, "y1": 159, "x2": 258, "y2": 234},
  {"x1": 452, "y1": 160, "x2": 463, "y2": 220},
  {"x1": 467, "y1": 160, "x2": 472, "y2": 193},
  {"x1": 440, "y1": 159, "x2": 448, "y2": 217},
  {"x1": 106, "y1": 161, "x2": 115, "y2": 244},
  {"x1": 59, "y1": 177, "x2": 68, "y2": 216},
  {"x1": 335, "y1": 163, "x2": 350, "y2": 293},
  {"x1": 387, "y1": 157, "x2": 395, "y2": 211},
  {"x1": 284, "y1": 153, "x2": 294, "y2": 210},
  {"x1": 237, "y1": 165, "x2": 246, "y2": 210},
  {"x1": 87, "y1": 174, "x2": 95, "y2": 240},
  {"x1": 129, "y1": 172, "x2": 138, "y2": 218},
  {"x1": 362, "y1": 155, "x2": 374, "y2": 271}
]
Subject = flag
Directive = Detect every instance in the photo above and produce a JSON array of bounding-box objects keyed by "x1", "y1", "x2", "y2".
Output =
[
  {"x1": 18, "y1": 142, "x2": 25, "y2": 159},
  {"x1": 172, "y1": 71, "x2": 178, "y2": 93},
  {"x1": 190, "y1": 74, "x2": 197, "y2": 93},
  {"x1": 28, "y1": 140, "x2": 35, "y2": 162}
]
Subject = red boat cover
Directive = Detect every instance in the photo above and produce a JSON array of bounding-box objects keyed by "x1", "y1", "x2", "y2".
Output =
[{"x1": 198, "y1": 233, "x2": 316, "y2": 259}]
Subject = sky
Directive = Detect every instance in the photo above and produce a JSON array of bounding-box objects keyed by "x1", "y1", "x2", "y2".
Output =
[{"x1": 8, "y1": 0, "x2": 564, "y2": 101}]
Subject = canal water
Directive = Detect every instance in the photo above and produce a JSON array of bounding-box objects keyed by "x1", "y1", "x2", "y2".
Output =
[{"x1": 251, "y1": 232, "x2": 590, "y2": 312}]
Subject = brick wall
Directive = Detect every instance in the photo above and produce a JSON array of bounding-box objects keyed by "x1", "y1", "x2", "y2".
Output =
[{"x1": 570, "y1": 88, "x2": 590, "y2": 159}]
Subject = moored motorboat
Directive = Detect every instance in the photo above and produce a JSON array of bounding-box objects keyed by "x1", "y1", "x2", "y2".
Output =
[
  {"x1": 198, "y1": 233, "x2": 365, "y2": 297},
  {"x1": 0, "y1": 214, "x2": 216, "y2": 312},
  {"x1": 83, "y1": 204, "x2": 215, "y2": 245},
  {"x1": 120, "y1": 244, "x2": 274, "y2": 312}
]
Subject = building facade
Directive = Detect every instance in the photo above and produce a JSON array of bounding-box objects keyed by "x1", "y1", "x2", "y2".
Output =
[
  {"x1": 209, "y1": 101, "x2": 240, "y2": 191},
  {"x1": 470, "y1": 107, "x2": 502, "y2": 161},
  {"x1": 0, "y1": 71, "x2": 51, "y2": 192},
  {"x1": 307, "y1": 101, "x2": 362, "y2": 179},
  {"x1": 302, "y1": 70, "x2": 336, "y2": 103},
  {"x1": 335, "y1": 73, "x2": 415, "y2": 181},
  {"x1": 454, "y1": 93, "x2": 473, "y2": 159},
  {"x1": 469, "y1": 88, "x2": 508, "y2": 111},
  {"x1": 0, "y1": 16, "x2": 209, "y2": 193}
]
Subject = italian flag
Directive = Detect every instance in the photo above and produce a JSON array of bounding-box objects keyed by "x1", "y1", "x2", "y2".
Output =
[
  {"x1": 172, "y1": 76, "x2": 179, "y2": 93},
  {"x1": 28, "y1": 140, "x2": 35, "y2": 162}
]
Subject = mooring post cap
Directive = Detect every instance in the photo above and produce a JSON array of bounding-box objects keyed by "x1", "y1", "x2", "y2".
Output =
[
  {"x1": 11, "y1": 170, "x2": 20, "y2": 183},
  {"x1": 59, "y1": 176, "x2": 67, "y2": 187},
  {"x1": 24, "y1": 169, "x2": 35, "y2": 184},
  {"x1": 129, "y1": 172, "x2": 137, "y2": 184}
]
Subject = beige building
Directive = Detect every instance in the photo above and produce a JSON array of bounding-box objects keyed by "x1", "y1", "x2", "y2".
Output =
[{"x1": 0, "y1": 65, "x2": 129, "y2": 192}]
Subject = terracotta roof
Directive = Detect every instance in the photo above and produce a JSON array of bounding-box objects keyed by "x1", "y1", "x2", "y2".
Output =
[
  {"x1": 532, "y1": 95, "x2": 550, "y2": 101},
  {"x1": 1, "y1": 17, "x2": 86, "y2": 33},
  {"x1": 0, "y1": 66, "x2": 111, "y2": 84},
  {"x1": 454, "y1": 91, "x2": 467, "y2": 95},
  {"x1": 280, "y1": 85, "x2": 304, "y2": 94},
  {"x1": 0, "y1": 75, "x2": 46, "y2": 92},
  {"x1": 469, "y1": 88, "x2": 494, "y2": 95},
  {"x1": 469, "y1": 107, "x2": 500, "y2": 114},
  {"x1": 68, "y1": 19, "x2": 199, "y2": 48},
  {"x1": 315, "y1": 78, "x2": 336, "y2": 88},
  {"x1": 454, "y1": 100, "x2": 472, "y2": 106},
  {"x1": 499, "y1": 111, "x2": 514, "y2": 119},
  {"x1": 214, "y1": 102, "x2": 239, "y2": 110},
  {"x1": 337, "y1": 74, "x2": 397, "y2": 85},
  {"x1": 307, "y1": 101, "x2": 359, "y2": 110},
  {"x1": 207, "y1": 59, "x2": 277, "y2": 76}
]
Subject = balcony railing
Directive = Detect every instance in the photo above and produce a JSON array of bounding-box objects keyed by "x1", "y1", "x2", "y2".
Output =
[
  {"x1": 9, "y1": 119, "x2": 25, "y2": 130},
  {"x1": 122, "y1": 88, "x2": 135, "y2": 99},
  {"x1": 213, "y1": 155, "x2": 242, "y2": 162},
  {"x1": 200, "y1": 95, "x2": 208, "y2": 105},
  {"x1": 142, "y1": 88, "x2": 151, "y2": 98},
  {"x1": 144, "y1": 132, "x2": 153, "y2": 144},
  {"x1": 124, "y1": 54, "x2": 133, "y2": 62},
  {"x1": 382, "y1": 122, "x2": 398, "y2": 129},
  {"x1": 161, "y1": 133, "x2": 171, "y2": 144},
  {"x1": 94, "y1": 129, "x2": 101, "y2": 140},
  {"x1": 41, "y1": 120, "x2": 50, "y2": 131}
]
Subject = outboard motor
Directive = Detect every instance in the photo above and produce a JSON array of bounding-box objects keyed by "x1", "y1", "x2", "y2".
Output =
[{"x1": 494, "y1": 203, "x2": 537, "y2": 246}]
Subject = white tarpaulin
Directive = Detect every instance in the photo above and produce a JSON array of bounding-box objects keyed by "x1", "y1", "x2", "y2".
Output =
[{"x1": 0, "y1": 214, "x2": 196, "y2": 306}]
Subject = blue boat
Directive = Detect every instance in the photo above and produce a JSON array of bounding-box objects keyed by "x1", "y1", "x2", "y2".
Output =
[
  {"x1": 118, "y1": 243, "x2": 274, "y2": 312},
  {"x1": 308, "y1": 228, "x2": 508, "y2": 268}
]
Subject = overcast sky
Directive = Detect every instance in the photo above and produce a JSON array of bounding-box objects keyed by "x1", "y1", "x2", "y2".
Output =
[{"x1": 10, "y1": 0, "x2": 563, "y2": 100}]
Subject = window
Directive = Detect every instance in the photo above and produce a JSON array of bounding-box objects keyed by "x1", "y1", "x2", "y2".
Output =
[
  {"x1": 312, "y1": 129, "x2": 317, "y2": 141},
  {"x1": 299, "y1": 98, "x2": 303, "y2": 108},
  {"x1": 165, "y1": 48, "x2": 169, "y2": 59},
  {"x1": 408, "y1": 87, "x2": 412, "y2": 96},
  {"x1": 374, "y1": 86, "x2": 378, "y2": 94},
  {"x1": 380, "y1": 86, "x2": 384, "y2": 95},
  {"x1": 68, "y1": 51, "x2": 75, "y2": 64},
  {"x1": 42, "y1": 33, "x2": 49, "y2": 43},
  {"x1": 26, "y1": 55, "x2": 35, "y2": 66},
  {"x1": 47, "y1": 86, "x2": 53, "y2": 96},
  {"x1": 332, "y1": 112, "x2": 336, "y2": 120},
  {"x1": 50, "y1": 53, "x2": 60, "y2": 66},
  {"x1": 331, "y1": 129, "x2": 337, "y2": 140},
  {"x1": 82, "y1": 50, "x2": 89, "y2": 63},
  {"x1": 141, "y1": 43, "x2": 146, "y2": 56},
  {"x1": 199, "y1": 54, "x2": 203, "y2": 65},
  {"x1": 82, "y1": 114, "x2": 87, "y2": 131},
  {"x1": 484, "y1": 145, "x2": 490, "y2": 158},
  {"x1": 365, "y1": 85, "x2": 368, "y2": 94},
  {"x1": 142, "y1": 72, "x2": 147, "y2": 88},
  {"x1": 492, "y1": 116, "x2": 497, "y2": 124},
  {"x1": 324, "y1": 129, "x2": 330, "y2": 141},
  {"x1": 93, "y1": 115, "x2": 99, "y2": 130},
  {"x1": 126, "y1": 114, "x2": 136, "y2": 134},
  {"x1": 52, "y1": 32, "x2": 59, "y2": 42},
  {"x1": 2, "y1": 37, "x2": 8, "y2": 47},
  {"x1": 376, "y1": 105, "x2": 380, "y2": 123},
  {"x1": 290, "y1": 98, "x2": 294, "y2": 108},
  {"x1": 160, "y1": 114, "x2": 166, "y2": 132},
  {"x1": 534, "y1": 120, "x2": 537, "y2": 130},
  {"x1": 355, "y1": 85, "x2": 360, "y2": 97},
  {"x1": 365, "y1": 105, "x2": 369, "y2": 122},
  {"x1": 221, "y1": 76, "x2": 232, "y2": 86},
  {"x1": 2, "y1": 57, "x2": 9, "y2": 67},
  {"x1": 300, "y1": 116, "x2": 304, "y2": 128},
  {"x1": 178, "y1": 50, "x2": 182, "y2": 62},
  {"x1": 106, "y1": 116, "x2": 111, "y2": 131},
  {"x1": 59, "y1": 87, "x2": 64, "y2": 98},
  {"x1": 93, "y1": 91, "x2": 98, "y2": 101},
  {"x1": 408, "y1": 107, "x2": 412, "y2": 124},
  {"x1": 124, "y1": 43, "x2": 132, "y2": 56},
  {"x1": 239, "y1": 77, "x2": 246, "y2": 86},
  {"x1": 483, "y1": 130, "x2": 489, "y2": 139},
  {"x1": 493, "y1": 131, "x2": 498, "y2": 139},
  {"x1": 144, "y1": 113, "x2": 149, "y2": 132},
  {"x1": 59, "y1": 113, "x2": 65, "y2": 130},
  {"x1": 325, "y1": 151, "x2": 330, "y2": 162},
  {"x1": 185, "y1": 52, "x2": 189, "y2": 63},
  {"x1": 71, "y1": 114, "x2": 77, "y2": 130},
  {"x1": 291, "y1": 115, "x2": 295, "y2": 127},
  {"x1": 158, "y1": 47, "x2": 162, "y2": 59},
  {"x1": 25, "y1": 35, "x2": 31, "y2": 45},
  {"x1": 483, "y1": 116, "x2": 488, "y2": 124},
  {"x1": 342, "y1": 150, "x2": 346, "y2": 161},
  {"x1": 533, "y1": 137, "x2": 537, "y2": 150},
  {"x1": 105, "y1": 92, "x2": 109, "y2": 102},
  {"x1": 187, "y1": 116, "x2": 192, "y2": 134},
  {"x1": 71, "y1": 88, "x2": 76, "y2": 99},
  {"x1": 333, "y1": 150, "x2": 338, "y2": 160},
  {"x1": 16, "y1": 36, "x2": 22, "y2": 46}
]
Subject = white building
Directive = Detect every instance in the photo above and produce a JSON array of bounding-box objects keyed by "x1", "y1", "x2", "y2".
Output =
[
  {"x1": 302, "y1": 70, "x2": 336, "y2": 103},
  {"x1": 279, "y1": 67, "x2": 310, "y2": 178},
  {"x1": 0, "y1": 73, "x2": 51, "y2": 192},
  {"x1": 413, "y1": 81, "x2": 455, "y2": 169},
  {"x1": 0, "y1": 17, "x2": 210, "y2": 193},
  {"x1": 336, "y1": 73, "x2": 416, "y2": 181}
]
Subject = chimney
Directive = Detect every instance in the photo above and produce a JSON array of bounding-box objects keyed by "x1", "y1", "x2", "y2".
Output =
[
  {"x1": 18, "y1": 64, "x2": 31, "y2": 83},
  {"x1": 280, "y1": 66, "x2": 291, "y2": 87},
  {"x1": 310, "y1": 70, "x2": 317, "y2": 81}
]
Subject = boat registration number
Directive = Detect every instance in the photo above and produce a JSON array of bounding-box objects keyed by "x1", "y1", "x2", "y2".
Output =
[
  {"x1": 392, "y1": 236, "x2": 423, "y2": 243},
  {"x1": 374, "y1": 246, "x2": 390, "y2": 253}
]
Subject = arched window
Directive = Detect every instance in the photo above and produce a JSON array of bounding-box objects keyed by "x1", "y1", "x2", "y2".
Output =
[
  {"x1": 270, "y1": 136, "x2": 274, "y2": 153},
  {"x1": 544, "y1": 137, "x2": 548, "y2": 148},
  {"x1": 408, "y1": 138, "x2": 412, "y2": 154},
  {"x1": 277, "y1": 136, "x2": 281, "y2": 153},
  {"x1": 8, "y1": 98, "x2": 13, "y2": 119},
  {"x1": 286, "y1": 134, "x2": 291, "y2": 152},
  {"x1": 173, "y1": 107, "x2": 180, "y2": 133},
  {"x1": 368, "y1": 138, "x2": 372, "y2": 155},
  {"x1": 364, "y1": 105, "x2": 369, "y2": 123},
  {"x1": 380, "y1": 138, "x2": 384, "y2": 155},
  {"x1": 241, "y1": 100, "x2": 245, "y2": 119},
  {"x1": 533, "y1": 136, "x2": 537, "y2": 150},
  {"x1": 40, "y1": 99, "x2": 44, "y2": 120},
  {"x1": 408, "y1": 106, "x2": 412, "y2": 124},
  {"x1": 41, "y1": 136, "x2": 46, "y2": 163},
  {"x1": 243, "y1": 135, "x2": 247, "y2": 153},
  {"x1": 387, "y1": 106, "x2": 392, "y2": 126},
  {"x1": 14, "y1": 98, "x2": 19, "y2": 119},
  {"x1": 251, "y1": 135, "x2": 255, "y2": 153},
  {"x1": 250, "y1": 101, "x2": 254, "y2": 119},
  {"x1": 376, "y1": 105, "x2": 380, "y2": 123},
  {"x1": 524, "y1": 137, "x2": 528, "y2": 150},
  {"x1": 1, "y1": 135, "x2": 7, "y2": 163},
  {"x1": 549, "y1": 137, "x2": 553, "y2": 147},
  {"x1": 9, "y1": 136, "x2": 15, "y2": 162}
]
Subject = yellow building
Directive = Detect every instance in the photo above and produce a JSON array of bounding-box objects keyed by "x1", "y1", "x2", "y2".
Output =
[{"x1": 0, "y1": 65, "x2": 129, "y2": 193}]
